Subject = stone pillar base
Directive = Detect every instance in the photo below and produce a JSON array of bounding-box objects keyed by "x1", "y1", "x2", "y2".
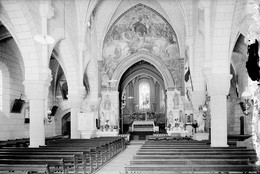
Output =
[
  {"x1": 211, "y1": 142, "x2": 229, "y2": 147},
  {"x1": 193, "y1": 133, "x2": 209, "y2": 141},
  {"x1": 80, "y1": 130, "x2": 97, "y2": 139}
]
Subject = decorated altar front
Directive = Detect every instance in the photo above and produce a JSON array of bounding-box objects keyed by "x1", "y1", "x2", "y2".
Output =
[{"x1": 131, "y1": 120, "x2": 159, "y2": 132}]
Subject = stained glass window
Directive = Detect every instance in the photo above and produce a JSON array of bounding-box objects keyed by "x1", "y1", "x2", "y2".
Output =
[{"x1": 139, "y1": 82, "x2": 150, "y2": 110}]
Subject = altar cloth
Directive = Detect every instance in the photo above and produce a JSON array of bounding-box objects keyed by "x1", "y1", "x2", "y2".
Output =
[{"x1": 132, "y1": 121, "x2": 155, "y2": 132}]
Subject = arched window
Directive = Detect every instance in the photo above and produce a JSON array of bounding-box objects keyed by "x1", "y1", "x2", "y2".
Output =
[
  {"x1": 0, "y1": 70, "x2": 2, "y2": 111},
  {"x1": 139, "y1": 82, "x2": 150, "y2": 110}
]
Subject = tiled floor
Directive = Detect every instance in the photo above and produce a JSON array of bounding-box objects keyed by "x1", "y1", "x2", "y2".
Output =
[{"x1": 95, "y1": 140, "x2": 145, "y2": 174}]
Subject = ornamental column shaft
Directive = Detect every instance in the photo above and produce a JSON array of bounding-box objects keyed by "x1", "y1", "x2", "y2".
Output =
[
  {"x1": 24, "y1": 77, "x2": 52, "y2": 147},
  {"x1": 207, "y1": 74, "x2": 231, "y2": 147},
  {"x1": 68, "y1": 94, "x2": 83, "y2": 139},
  {"x1": 29, "y1": 99, "x2": 45, "y2": 146}
]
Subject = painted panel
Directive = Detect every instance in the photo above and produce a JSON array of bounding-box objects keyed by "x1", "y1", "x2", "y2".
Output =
[{"x1": 101, "y1": 4, "x2": 182, "y2": 90}]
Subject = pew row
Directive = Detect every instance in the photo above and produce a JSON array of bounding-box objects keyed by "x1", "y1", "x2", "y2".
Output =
[{"x1": 0, "y1": 136, "x2": 126, "y2": 174}]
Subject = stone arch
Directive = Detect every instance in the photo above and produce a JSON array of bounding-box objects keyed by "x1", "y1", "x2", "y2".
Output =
[
  {"x1": 0, "y1": 19, "x2": 25, "y2": 78},
  {"x1": 121, "y1": 68, "x2": 165, "y2": 93},
  {"x1": 0, "y1": 61, "x2": 10, "y2": 115},
  {"x1": 111, "y1": 51, "x2": 174, "y2": 90},
  {"x1": 0, "y1": 1, "x2": 41, "y2": 81},
  {"x1": 56, "y1": 39, "x2": 80, "y2": 95},
  {"x1": 48, "y1": 28, "x2": 65, "y2": 64}
]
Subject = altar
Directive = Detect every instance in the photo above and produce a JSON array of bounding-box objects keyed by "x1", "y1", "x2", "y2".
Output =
[
  {"x1": 131, "y1": 121, "x2": 159, "y2": 132},
  {"x1": 167, "y1": 127, "x2": 189, "y2": 137}
]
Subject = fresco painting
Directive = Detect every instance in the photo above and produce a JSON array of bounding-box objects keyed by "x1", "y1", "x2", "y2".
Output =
[{"x1": 102, "y1": 4, "x2": 182, "y2": 89}]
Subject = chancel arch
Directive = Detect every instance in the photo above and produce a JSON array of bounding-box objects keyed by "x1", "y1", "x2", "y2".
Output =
[
  {"x1": 99, "y1": 2, "x2": 183, "y2": 136},
  {"x1": 111, "y1": 51, "x2": 175, "y2": 90},
  {"x1": 118, "y1": 59, "x2": 167, "y2": 134}
]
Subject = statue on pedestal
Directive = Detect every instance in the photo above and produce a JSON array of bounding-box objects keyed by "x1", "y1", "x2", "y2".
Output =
[
  {"x1": 197, "y1": 107, "x2": 205, "y2": 133},
  {"x1": 99, "y1": 90, "x2": 116, "y2": 131}
]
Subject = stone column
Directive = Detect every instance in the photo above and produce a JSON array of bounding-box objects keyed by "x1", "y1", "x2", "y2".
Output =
[
  {"x1": 24, "y1": 77, "x2": 51, "y2": 147},
  {"x1": 207, "y1": 74, "x2": 232, "y2": 147},
  {"x1": 68, "y1": 94, "x2": 82, "y2": 139}
]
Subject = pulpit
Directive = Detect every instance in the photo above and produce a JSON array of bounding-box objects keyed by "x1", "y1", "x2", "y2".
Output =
[{"x1": 78, "y1": 112, "x2": 97, "y2": 138}]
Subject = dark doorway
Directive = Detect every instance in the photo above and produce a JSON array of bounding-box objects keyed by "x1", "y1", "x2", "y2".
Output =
[{"x1": 62, "y1": 112, "x2": 71, "y2": 137}]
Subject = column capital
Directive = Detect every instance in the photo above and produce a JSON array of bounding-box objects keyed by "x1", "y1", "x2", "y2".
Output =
[
  {"x1": 24, "y1": 76, "x2": 52, "y2": 100},
  {"x1": 206, "y1": 73, "x2": 232, "y2": 96},
  {"x1": 190, "y1": 91, "x2": 205, "y2": 109},
  {"x1": 68, "y1": 94, "x2": 83, "y2": 108}
]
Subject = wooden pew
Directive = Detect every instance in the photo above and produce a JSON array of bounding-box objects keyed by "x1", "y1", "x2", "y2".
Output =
[
  {"x1": 45, "y1": 137, "x2": 125, "y2": 164},
  {"x1": 136, "y1": 151, "x2": 257, "y2": 156},
  {"x1": 0, "y1": 159, "x2": 66, "y2": 174},
  {"x1": 0, "y1": 154, "x2": 78, "y2": 174},
  {"x1": 0, "y1": 164, "x2": 51, "y2": 174},
  {"x1": 0, "y1": 148, "x2": 89, "y2": 174},
  {"x1": 44, "y1": 143, "x2": 108, "y2": 166},
  {"x1": 130, "y1": 158, "x2": 251, "y2": 165},
  {"x1": 124, "y1": 164, "x2": 260, "y2": 173},
  {"x1": 0, "y1": 137, "x2": 124, "y2": 174}
]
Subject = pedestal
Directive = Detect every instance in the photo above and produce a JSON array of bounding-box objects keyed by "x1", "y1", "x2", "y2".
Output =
[
  {"x1": 78, "y1": 112, "x2": 97, "y2": 139},
  {"x1": 167, "y1": 128, "x2": 189, "y2": 137},
  {"x1": 193, "y1": 133, "x2": 209, "y2": 141},
  {"x1": 186, "y1": 124, "x2": 193, "y2": 137}
]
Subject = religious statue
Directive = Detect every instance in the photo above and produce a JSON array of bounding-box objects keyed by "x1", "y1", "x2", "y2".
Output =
[
  {"x1": 99, "y1": 90, "x2": 117, "y2": 131},
  {"x1": 197, "y1": 106, "x2": 205, "y2": 133},
  {"x1": 167, "y1": 110, "x2": 173, "y2": 127},
  {"x1": 172, "y1": 89, "x2": 180, "y2": 109}
]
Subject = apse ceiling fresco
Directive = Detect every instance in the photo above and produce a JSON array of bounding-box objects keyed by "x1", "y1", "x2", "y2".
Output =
[{"x1": 101, "y1": 4, "x2": 183, "y2": 90}]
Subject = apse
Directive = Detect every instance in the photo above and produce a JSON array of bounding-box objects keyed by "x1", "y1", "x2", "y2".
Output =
[{"x1": 118, "y1": 60, "x2": 166, "y2": 134}]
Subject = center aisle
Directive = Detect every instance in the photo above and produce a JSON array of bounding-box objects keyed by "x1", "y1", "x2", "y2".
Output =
[{"x1": 95, "y1": 140, "x2": 145, "y2": 174}]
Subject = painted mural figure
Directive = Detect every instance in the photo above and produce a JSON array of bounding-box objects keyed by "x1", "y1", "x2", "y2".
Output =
[
  {"x1": 102, "y1": 4, "x2": 181, "y2": 88},
  {"x1": 173, "y1": 92, "x2": 180, "y2": 109},
  {"x1": 100, "y1": 91, "x2": 117, "y2": 129},
  {"x1": 172, "y1": 89, "x2": 181, "y2": 109},
  {"x1": 103, "y1": 94, "x2": 111, "y2": 121}
]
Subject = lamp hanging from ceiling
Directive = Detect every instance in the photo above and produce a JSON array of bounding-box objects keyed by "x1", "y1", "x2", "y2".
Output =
[{"x1": 34, "y1": 34, "x2": 54, "y2": 45}]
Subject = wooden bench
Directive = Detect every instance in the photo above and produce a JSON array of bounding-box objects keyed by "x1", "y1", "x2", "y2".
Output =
[
  {"x1": 45, "y1": 137, "x2": 125, "y2": 164},
  {"x1": 125, "y1": 164, "x2": 260, "y2": 173},
  {"x1": 0, "y1": 154, "x2": 78, "y2": 174},
  {"x1": 136, "y1": 151, "x2": 257, "y2": 156},
  {"x1": 0, "y1": 137, "x2": 124, "y2": 174},
  {"x1": 0, "y1": 148, "x2": 89, "y2": 174},
  {"x1": 130, "y1": 158, "x2": 252, "y2": 165},
  {"x1": 0, "y1": 159, "x2": 66, "y2": 174},
  {"x1": 0, "y1": 164, "x2": 51, "y2": 174}
]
